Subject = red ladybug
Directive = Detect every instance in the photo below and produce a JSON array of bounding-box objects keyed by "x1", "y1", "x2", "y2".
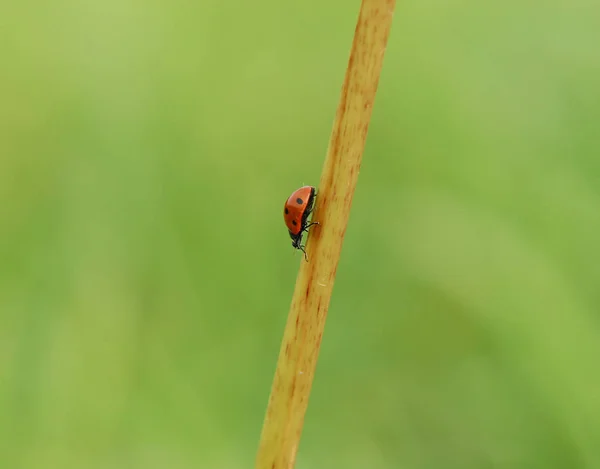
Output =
[{"x1": 283, "y1": 185, "x2": 319, "y2": 259}]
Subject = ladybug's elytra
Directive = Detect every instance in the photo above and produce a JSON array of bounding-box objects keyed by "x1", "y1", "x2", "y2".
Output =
[{"x1": 283, "y1": 185, "x2": 319, "y2": 260}]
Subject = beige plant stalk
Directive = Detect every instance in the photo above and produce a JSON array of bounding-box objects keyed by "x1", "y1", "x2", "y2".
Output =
[{"x1": 256, "y1": 1, "x2": 396, "y2": 467}]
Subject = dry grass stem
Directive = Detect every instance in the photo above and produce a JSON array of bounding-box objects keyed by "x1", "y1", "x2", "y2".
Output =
[{"x1": 255, "y1": 1, "x2": 396, "y2": 467}]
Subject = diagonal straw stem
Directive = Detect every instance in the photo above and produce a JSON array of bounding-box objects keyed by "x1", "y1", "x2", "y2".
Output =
[{"x1": 256, "y1": 1, "x2": 396, "y2": 467}]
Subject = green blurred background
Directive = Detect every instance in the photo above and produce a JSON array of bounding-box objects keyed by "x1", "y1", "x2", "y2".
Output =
[{"x1": 2, "y1": 0, "x2": 600, "y2": 468}]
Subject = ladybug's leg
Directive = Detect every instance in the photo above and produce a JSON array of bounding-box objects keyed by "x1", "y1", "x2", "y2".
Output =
[
  {"x1": 298, "y1": 245, "x2": 308, "y2": 262},
  {"x1": 301, "y1": 221, "x2": 320, "y2": 233}
]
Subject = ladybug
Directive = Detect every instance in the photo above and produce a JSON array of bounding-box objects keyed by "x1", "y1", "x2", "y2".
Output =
[{"x1": 283, "y1": 185, "x2": 319, "y2": 260}]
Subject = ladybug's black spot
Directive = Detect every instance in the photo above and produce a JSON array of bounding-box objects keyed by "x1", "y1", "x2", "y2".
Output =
[
  {"x1": 296, "y1": 198, "x2": 303, "y2": 205},
  {"x1": 284, "y1": 208, "x2": 289, "y2": 214},
  {"x1": 292, "y1": 220, "x2": 297, "y2": 226}
]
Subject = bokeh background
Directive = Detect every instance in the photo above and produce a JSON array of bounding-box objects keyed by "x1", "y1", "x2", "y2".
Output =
[{"x1": 2, "y1": 0, "x2": 600, "y2": 468}]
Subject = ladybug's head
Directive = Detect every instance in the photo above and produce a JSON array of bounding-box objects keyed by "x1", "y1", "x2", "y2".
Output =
[
  {"x1": 289, "y1": 230, "x2": 301, "y2": 245},
  {"x1": 290, "y1": 234, "x2": 308, "y2": 261}
]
